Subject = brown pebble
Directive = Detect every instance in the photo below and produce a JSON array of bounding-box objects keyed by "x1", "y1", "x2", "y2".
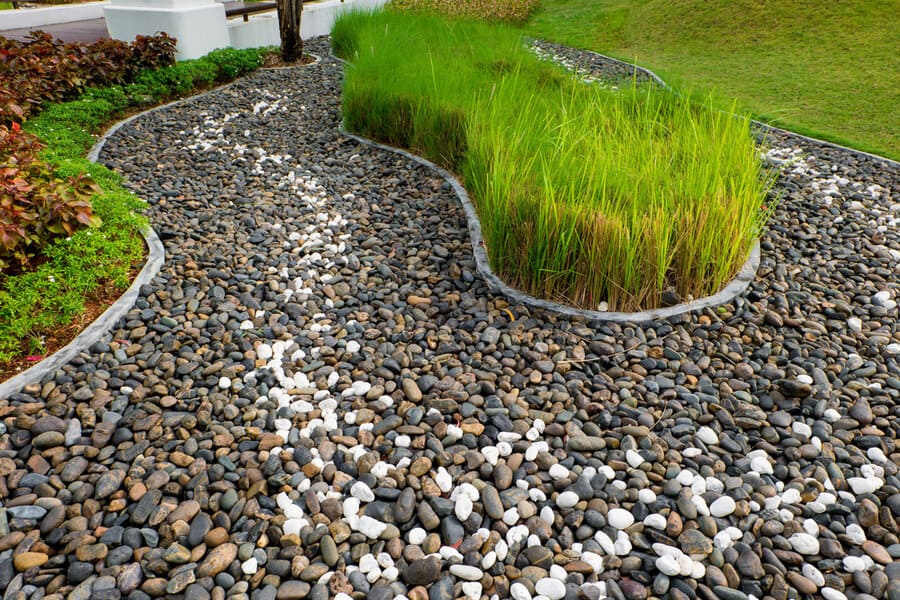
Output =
[
  {"x1": 205, "y1": 527, "x2": 229, "y2": 547},
  {"x1": 13, "y1": 551, "x2": 49, "y2": 571},
  {"x1": 786, "y1": 571, "x2": 818, "y2": 594}
]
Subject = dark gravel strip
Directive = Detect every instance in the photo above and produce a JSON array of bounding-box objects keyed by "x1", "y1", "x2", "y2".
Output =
[{"x1": 0, "y1": 36, "x2": 897, "y2": 600}]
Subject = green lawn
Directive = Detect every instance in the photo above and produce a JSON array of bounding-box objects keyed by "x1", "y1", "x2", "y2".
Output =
[{"x1": 523, "y1": 0, "x2": 900, "y2": 160}]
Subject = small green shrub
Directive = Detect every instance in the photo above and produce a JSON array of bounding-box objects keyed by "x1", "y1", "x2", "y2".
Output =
[
  {"x1": 0, "y1": 123, "x2": 100, "y2": 271},
  {"x1": 205, "y1": 47, "x2": 265, "y2": 79}
]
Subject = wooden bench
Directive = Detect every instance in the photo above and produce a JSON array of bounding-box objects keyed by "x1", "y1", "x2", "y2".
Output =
[
  {"x1": 223, "y1": 1, "x2": 278, "y2": 23},
  {"x1": 222, "y1": 0, "x2": 344, "y2": 22}
]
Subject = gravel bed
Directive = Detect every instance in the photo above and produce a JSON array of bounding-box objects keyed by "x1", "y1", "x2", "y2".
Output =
[{"x1": 0, "y1": 36, "x2": 898, "y2": 600}]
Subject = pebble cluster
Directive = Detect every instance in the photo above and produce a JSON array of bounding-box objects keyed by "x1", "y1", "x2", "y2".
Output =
[{"x1": 0, "y1": 37, "x2": 898, "y2": 600}]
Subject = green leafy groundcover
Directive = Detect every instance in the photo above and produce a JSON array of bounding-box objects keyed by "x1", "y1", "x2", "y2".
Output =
[
  {"x1": 334, "y1": 11, "x2": 774, "y2": 312},
  {"x1": 0, "y1": 47, "x2": 265, "y2": 364}
]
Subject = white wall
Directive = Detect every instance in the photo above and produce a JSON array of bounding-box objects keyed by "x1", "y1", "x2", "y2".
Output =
[
  {"x1": 0, "y1": 1, "x2": 106, "y2": 30},
  {"x1": 104, "y1": 0, "x2": 231, "y2": 60}
]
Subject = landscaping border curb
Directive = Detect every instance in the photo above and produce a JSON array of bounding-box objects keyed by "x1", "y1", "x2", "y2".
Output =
[
  {"x1": 0, "y1": 226, "x2": 164, "y2": 400},
  {"x1": 0, "y1": 55, "x2": 330, "y2": 398},
  {"x1": 0, "y1": 100, "x2": 175, "y2": 399},
  {"x1": 342, "y1": 132, "x2": 761, "y2": 324}
]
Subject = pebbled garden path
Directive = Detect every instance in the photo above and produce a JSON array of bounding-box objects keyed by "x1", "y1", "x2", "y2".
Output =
[{"x1": 1, "y1": 37, "x2": 898, "y2": 600}]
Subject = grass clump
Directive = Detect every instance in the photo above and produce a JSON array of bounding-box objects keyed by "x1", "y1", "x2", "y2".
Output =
[
  {"x1": 389, "y1": 0, "x2": 541, "y2": 24},
  {"x1": 335, "y1": 11, "x2": 773, "y2": 311},
  {"x1": 0, "y1": 47, "x2": 265, "y2": 365}
]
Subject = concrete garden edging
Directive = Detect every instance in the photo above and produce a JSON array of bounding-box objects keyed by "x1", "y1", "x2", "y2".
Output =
[
  {"x1": 342, "y1": 131, "x2": 762, "y2": 324},
  {"x1": 0, "y1": 100, "x2": 174, "y2": 399},
  {"x1": 0, "y1": 55, "x2": 335, "y2": 399}
]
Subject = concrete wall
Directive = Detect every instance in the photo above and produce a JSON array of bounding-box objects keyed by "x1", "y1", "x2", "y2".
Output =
[{"x1": 104, "y1": 0, "x2": 231, "y2": 60}]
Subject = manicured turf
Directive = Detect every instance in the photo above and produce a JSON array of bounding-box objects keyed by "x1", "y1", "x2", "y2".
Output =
[{"x1": 523, "y1": 0, "x2": 900, "y2": 161}]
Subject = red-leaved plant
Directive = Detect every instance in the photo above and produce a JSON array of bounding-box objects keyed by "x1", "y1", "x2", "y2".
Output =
[
  {"x1": 0, "y1": 31, "x2": 176, "y2": 126},
  {"x1": 0, "y1": 122, "x2": 100, "y2": 271}
]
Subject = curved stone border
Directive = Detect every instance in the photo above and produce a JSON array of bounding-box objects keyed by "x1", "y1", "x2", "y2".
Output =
[
  {"x1": 0, "y1": 56, "x2": 331, "y2": 397},
  {"x1": 343, "y1": 132, "x2": 760, "y2": 324},
  {"x1": 260, "y1": 52, "x2": 322, "y2": 70},
  {"x1": 0, "y1": 224, "x2": 164, "y2": 400}
]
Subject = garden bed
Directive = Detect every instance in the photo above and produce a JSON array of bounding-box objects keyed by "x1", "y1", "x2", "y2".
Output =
[
  {"x1": 0, "y1": 32, "x2": 269, "y2": 370},
  {"x1": 333, "y1": 11, "x2": 775, "y2": 312}
]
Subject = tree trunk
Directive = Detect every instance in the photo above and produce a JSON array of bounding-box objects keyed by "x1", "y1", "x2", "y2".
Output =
[{"x1": 276, "y1": 0, "x2": 303, "y2": 63}]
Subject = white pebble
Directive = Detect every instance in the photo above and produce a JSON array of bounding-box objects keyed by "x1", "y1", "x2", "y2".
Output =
[
  {"x1": 549, "y1": 464, "x2": 570, "y2": 480},
  {"x1": 510, "y1": 582, "x2": 531, "y2": 600},
  {"x1": 535, "y1": 577, "x2": 566, "y2": 600},
  {"x1": 495, "y1": 539, "x2": 509, "y2": 562},
  {"x1": 607, "y1": 508, "x2": 635, "y2": 529},
  {"x1": 455, "y1": 494, "x2": 473, "y2": 521},
  {"x1": 343, "y1": 497, "x2": 360, "y2": 518},
  {"x1": 594, "y1": 531, "x2": 615, "y2": 555},
  {"x1": 582, "y1": 551, "x2": 603, "y2": 573},
  {"x1": 781, "y1": 488, "x2": 801, "y2": 504},
  {"x1": 481, "y1": 446, "x2": 499, "y2": 465},
  {"x1": 556, "y1": 491, "x2": 579, "y2": 509},
  {"x1": 241, "y1": 557, "x2": 258, "y2": 575},
  {"x1": 626, "y1": 449, "x2": 645, "y2": 468},
  {"x1": 709, "y1": 496, "x2": 736, "y2": 517},
  {"x1": 676, "y1": 470, "x2": 695, "y2": 486},
  {"x1": 257, "y1": 344, "x2": 273, "y2": 360},
  {"x1": 598, "y1": 465, "x2": 616, "y2": 480},
  {"x1": 503, "y1": 507, "x2": 520, "y2": 526},
  {"x1": 540, "y1": 506, "x2": 555, "y2": 525},
  {"x1": 821, "y1": 588, "x2": 848, "y2": 600},
  {"x1": 842, "y1": 556, "x2": 867, "y2": 572},
  {"x1": 802, "y1": 563, "x2": 825, "y2": 586},
  {"x1": 435, "y1": 467, "x2": 453, "y2": 493},
  {"x1": 750, "y1": 455, "x2": 774, "y2": 475},
  {"x1": 218, "y1": 377, "x2": 231, "y2": 389},
  {"x1": 461, "y1": 582, "x2": 482, "y2": 600},
  {"x1": 350, "y1": 482, "x2": 374, "y2": 502},
  {"x1": 482, "y1": 551, "x2": 497, "y2": 570},
  {"x1": 358, "y1": 554, "x2": 378, "y2": 573},
  {"x1": 449, "y1": 564, "x2": 483, "y2": 581},
  {"x1": 408, "y1": 528, "x2": 427, "y2": 545},
  {"x1": 848, "y1": 477, "x2": 882, "y2": 495},
  {"x1": 792, "y1": 421, "x2": 812, "y2": 438},
  {"x1": 690, "y1": 560, "x2": 706, "y2": 579},
  {"x1": 789, "y1": 533, "x2": 820, "y2": 555},
  {"x1": 844, "y1": 524, "x2": 866, "y2": 544},
  {"x1": 656, "y1": 555, "x2": 681, "y2": 576},
  {"x1": 644, "y1": 514, "x2": 666, "y2": 530},
  {"x1": 614, "y1": 530, "x2": 632, "y2": 555},
  {"x1": 696, "y1": 426, "x2": 718, "y2": 445},
  {"x1": 638, "y1": 489, "x2": 657, "y2": 504},
  {"x1": 356, "y1": 515, "x2": 387, "y2": 538},
  {"x1": 867, "y1": 447, "x2": 887, "y2": 463},
  {"x1": 713, "y1": 531, "x2": 733, "y2": 550}
]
